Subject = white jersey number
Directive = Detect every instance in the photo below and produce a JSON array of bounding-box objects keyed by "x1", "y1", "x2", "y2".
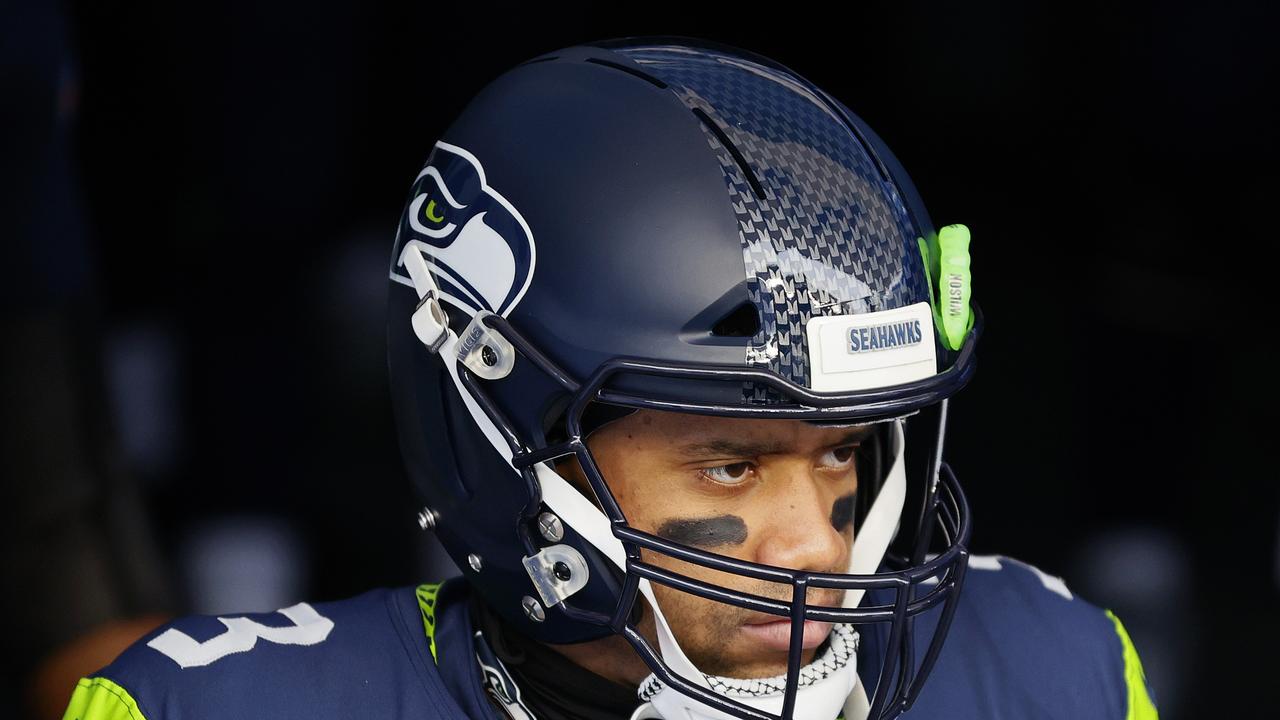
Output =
[{"x1": 147, "y1": 602, "x2": 334, "y2": 668}]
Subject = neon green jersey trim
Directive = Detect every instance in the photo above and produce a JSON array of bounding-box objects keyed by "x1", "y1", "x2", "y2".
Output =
[
  {"x1": 61, "y1": 676, "x2": 147, "y2": 720},
  {"x1": 416, "y1": 582, "x2": 443, "y2": 664},
  {"x1": 1106, "y1": 609, "x2": 1159, "y2": 719}
]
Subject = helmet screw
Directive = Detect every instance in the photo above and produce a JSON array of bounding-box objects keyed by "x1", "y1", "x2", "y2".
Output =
[
  {"x1": 521, "y1": 595, "x2": 546, "y2": 622},
  {"x1": 537, "y1": 512, "x2": 564, "y2": 542},
  {"x1": 416, "y1": 507, "x2": 440, "y2": 530},
  {"x1": 553, "y1": 561, "x2": 572, "y2": 582},
  {"x1": 480, "y1": 345, "x2": 498, "y2": 367},
  {"x1": 467, "y1": 554, "x2": 483, "y2": 572}
]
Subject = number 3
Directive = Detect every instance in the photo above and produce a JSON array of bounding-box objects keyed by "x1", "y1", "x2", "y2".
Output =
[{"x1": 147, "y1": 602, "x2": 335, "y2": 668}]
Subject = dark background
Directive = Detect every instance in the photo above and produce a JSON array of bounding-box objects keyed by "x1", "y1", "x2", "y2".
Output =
[{"x1": 4, "y1": 2, "x2": 1275, "y2": 718}]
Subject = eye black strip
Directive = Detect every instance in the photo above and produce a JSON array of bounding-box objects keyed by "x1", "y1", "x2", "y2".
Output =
[
  {"x1": 830, "y1": 493, "x2": 855, "y2": 532},
  {"x1": 657, "y1": 515, "x2": 748, "y2": 548}
]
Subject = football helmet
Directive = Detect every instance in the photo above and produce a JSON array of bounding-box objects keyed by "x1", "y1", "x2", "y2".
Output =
[{"x1": 386, "y1": 35, "x2": 981, "y2": 720}]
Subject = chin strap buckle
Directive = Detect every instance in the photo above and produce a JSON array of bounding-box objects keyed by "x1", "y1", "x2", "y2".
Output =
[
  {"x1": 400, "y1": 243, "x2": 450, "y2": 354},
  {"x1": 521, "y1": 543, "x2": 590, "y2": 608},
  {"x1": 456, "y1": 310, "x2": 515, "y2": 380}
]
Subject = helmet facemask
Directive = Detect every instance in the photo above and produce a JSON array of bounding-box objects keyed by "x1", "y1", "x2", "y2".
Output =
[{"x1": 533, "y1": 373, "x2": 969, "y2": 720}]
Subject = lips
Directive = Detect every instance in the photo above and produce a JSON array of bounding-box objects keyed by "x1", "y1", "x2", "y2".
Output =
[{"x1": 738, "y1": 618, "x2": 835, "y2": 651}]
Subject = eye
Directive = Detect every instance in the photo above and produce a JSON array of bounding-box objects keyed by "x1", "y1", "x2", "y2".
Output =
[
  {"x1": 818, "y1": 445, "x2": 859, "y2": 470},
  {"x1": 700, "y1": 461, "x2": 754, "y2": 485},
  {"x1": 422, "y1": 197, "x2": 446, "y2": 223}
]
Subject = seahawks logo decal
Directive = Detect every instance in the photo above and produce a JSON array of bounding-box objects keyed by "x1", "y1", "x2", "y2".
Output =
[{"x1": 390, "y1": 140, "x2": 536, "y2": 317}]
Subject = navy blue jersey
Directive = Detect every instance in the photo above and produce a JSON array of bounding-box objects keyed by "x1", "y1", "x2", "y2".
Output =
[{"x1": 62, "y1": 555, "x2": 1157, "y2": 719}]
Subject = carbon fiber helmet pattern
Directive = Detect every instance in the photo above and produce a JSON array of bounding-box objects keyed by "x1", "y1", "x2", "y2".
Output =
[
  {"x1": 386, "y1": 34, "x2": 982, "y2": 720},
  {"x1": 608, "y1": 46, "x2": 932, "y2": 400}
]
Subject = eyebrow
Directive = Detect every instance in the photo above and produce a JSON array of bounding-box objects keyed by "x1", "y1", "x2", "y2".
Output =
[{"x1": 675, "y1": 426, "x2": 875, "y2": 459}]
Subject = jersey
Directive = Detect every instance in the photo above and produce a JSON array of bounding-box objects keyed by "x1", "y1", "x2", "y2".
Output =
[{"x1": 61, "y1": 554, "x2": 1159, "y2": 720}]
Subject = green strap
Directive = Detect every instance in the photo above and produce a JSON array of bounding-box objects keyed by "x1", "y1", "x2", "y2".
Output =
[
  {"x1": 917, "y1": 223, "x2": 974, "y2": 351},
  {"x1": 416, "y1": 582, "x2": 443, "y2": 663},
  {"x1": 937, "y1": 224, "x2": 974, "y2": 349},
  {"x1": 1105, "y1": 609, "x2": 1159, "y2": 719},
  {"x1": 62, "y1": 677, "x2": 147, "y2": 720}
]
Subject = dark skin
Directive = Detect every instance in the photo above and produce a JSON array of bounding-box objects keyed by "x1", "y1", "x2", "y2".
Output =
[{"x1": 550, "y1": 408, "x2": 871, "y2": 683}]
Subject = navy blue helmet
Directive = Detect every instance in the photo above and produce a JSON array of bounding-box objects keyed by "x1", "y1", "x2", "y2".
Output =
[{"x1": 386, "y1": 35, "x2": 981, "y2": 720}]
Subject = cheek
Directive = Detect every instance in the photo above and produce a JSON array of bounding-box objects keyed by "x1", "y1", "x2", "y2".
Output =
[
  {"x1": 647, "y1": 575, "x2": 742, "y2": 648},
  {"x1": 591, "y1": 452, "x2": 663, "y2": 521}
]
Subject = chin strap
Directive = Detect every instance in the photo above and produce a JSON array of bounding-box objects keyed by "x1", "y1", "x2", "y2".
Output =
[
  {"x1": 843, "y1": 682, "x2": 871, "y2": 720},
  {"x1": 638, "y1": 622, "x2": 861, "y2": 720},
  {"x1": 632, "y1": 673, "x2": 871, "y2": 720},
  {"x1": 632, "y1": 689, "x2": 870, "y2": 720}
]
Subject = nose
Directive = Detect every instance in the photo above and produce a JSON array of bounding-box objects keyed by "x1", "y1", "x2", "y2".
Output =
[{"x1": 753, "y1": 461, "x2": 850, "y2": 578}]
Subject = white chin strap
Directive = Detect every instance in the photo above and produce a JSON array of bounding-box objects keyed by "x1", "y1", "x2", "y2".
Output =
[{"x1": 534, "y1": 419, "x2": 907, "y2": 720}]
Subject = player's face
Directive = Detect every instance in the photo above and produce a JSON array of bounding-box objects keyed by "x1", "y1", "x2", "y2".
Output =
[{"x1": 580, "y1": 408, "x2": 866, "y2": 679}]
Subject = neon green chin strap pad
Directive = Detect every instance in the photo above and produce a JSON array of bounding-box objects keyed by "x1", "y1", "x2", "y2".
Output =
[{"x1": 917, "y1": 223, "x2": 974, "y2": 351}]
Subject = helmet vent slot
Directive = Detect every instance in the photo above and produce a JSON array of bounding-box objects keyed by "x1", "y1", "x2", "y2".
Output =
[
  {"x1": 583, "y1": 57, "x2": 669, "y2": 89},
  {"x1": 711, "y1": 301, "x2": 761, "y2": 338},
  {"x1": 690, "y1": 106, "x2": 765, "y2": 201}
]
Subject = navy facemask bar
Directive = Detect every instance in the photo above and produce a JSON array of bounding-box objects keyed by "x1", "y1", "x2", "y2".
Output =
[{"x1": 451, "y1": 309, "x2": 981, "y2": 720}]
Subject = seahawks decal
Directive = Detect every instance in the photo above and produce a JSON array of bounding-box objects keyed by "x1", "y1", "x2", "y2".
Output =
[
  {"x1": 390, "y1": 140, "x2": 537, "y2": 318},
  {"x1": 473, "y1": 630, "x2": 537, "y2": 720}
]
